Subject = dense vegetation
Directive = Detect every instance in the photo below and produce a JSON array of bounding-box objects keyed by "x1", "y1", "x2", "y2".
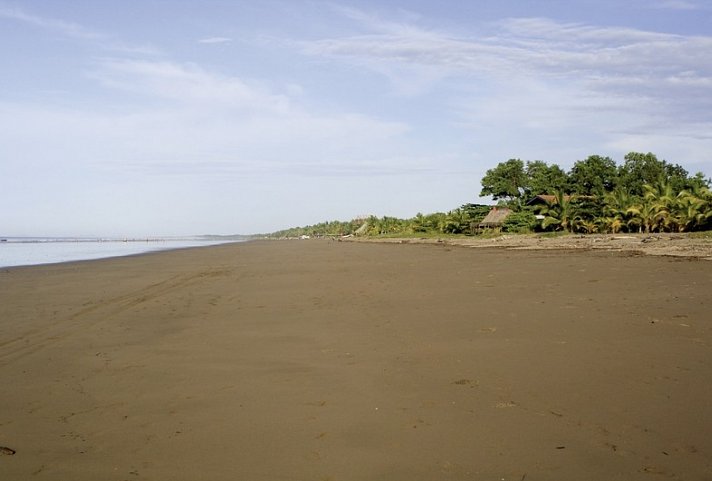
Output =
[
  {"x1": 267, "y1": 204, "x2": 493, "y2": 238},
  {"x1": 267, "y1": 152, "x2": 712, "y2": 238},
  {"x1": 481, "y1": 152, "x2": 711, "y2": 234}
]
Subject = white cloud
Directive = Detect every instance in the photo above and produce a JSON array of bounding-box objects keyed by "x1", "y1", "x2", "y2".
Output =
[
  {"x1": 1, "y1": 58, "x2": 411, "y2": 179},
  {"x1": 296, "y1": 10, "x2": 712, "y2": 168},
  {"x1": 0, "y1": 5, "x2": 102, "y2": 39},
  {"x1": 297, "y1": 13, "x2": 708, "y2": 111},
  {"x1": 649, "y1": 0, "x2": 702, "y2": 10},
  {"x1": 301, "y1": 14, "x2": 712, "y2": 87},
  {"x1": 0, "y1": 71, "x2": 421, "y2": 236},
  {"x1": 198, "y1": 36, "x2": 232, "y2": 44},
  {"x1": 90, "y1": 59, "x2": 292, "y2": 113},
  {"x1": 0, "y1": 5, "x2": 159, "y2": 54},
  {"x1": 2, "y1": 3, "x2": 711, "y2": 236}
]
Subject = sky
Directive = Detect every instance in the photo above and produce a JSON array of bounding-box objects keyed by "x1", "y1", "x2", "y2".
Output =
[{"x1": 1, "y1": 0, "x2": 711, "y2": 237}]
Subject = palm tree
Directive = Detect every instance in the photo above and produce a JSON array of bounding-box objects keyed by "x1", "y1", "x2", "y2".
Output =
[
  {"x1": 643, "y1": 179, "x2": 677, "y2": 231},
  {"x1": 429, "y1": 212, "x2": 448, "y2": 234},
  {"x1": 626, "y1": 201, "x2": 661, "y2": 233},
  {"x1": 674, "y1": 186, "x2": 712, "y2": 232},
  {"x1": 575, "y1": 218, "x2": 598, "y2": 234},
  {"x1": 599, "y1": 215, "x2": 625, "y2": 234},
  {"x1": 699, "y1": 185, "x2": 712, "y2": 230},
  {"x1": 410, "y1": 213, "x2": 428, "y2": 233},
  {"x1": 602, "y1": 187, "x2": 634, "y2": 233},
  {"x1": 538, "y1": 191, "x2": 577, "y2": 232},
  {"x1": 367, "y1": 216, "x2": 402, "y2": 235},
  {"x1": 442, "y1": 208, "x2": 472, "y2": 234}
]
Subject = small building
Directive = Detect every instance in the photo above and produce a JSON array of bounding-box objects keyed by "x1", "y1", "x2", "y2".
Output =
[
  {"x1": 478, "y1": 207, "x2": 512, "y2": 230},
  {"x1": 526, "y1": 194, "x2": 594, "y2": 206},
  {"x1": 526, "y1": 194, "x2": 570, "y2": 206}
]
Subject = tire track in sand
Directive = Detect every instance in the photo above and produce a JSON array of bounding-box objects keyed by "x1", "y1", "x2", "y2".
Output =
[{"x1": 0, "y1": 268, "x2": 231, "y2": 365}]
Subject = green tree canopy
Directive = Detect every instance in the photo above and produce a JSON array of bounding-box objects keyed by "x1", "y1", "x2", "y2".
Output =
[
  {"x1": 617, "y1": 152, "x2": 693, "y2": 196},
  {"x1": 569, "y1": 155, "x2": 618, "y2": 196},
  {"x1": 269, "y1": 151, "x2": 712, "y2": 238},
  {"x1": 526, "y1": 160, "x2": 570, "y2": 196},
  {"x1": 480, "y1": 158, "x2": 528, "y2": 201}
]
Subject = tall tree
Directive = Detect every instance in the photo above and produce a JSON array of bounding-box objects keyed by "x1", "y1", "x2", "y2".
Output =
[
  {"x1": 569, "y1": 155, "x2": 618, "y2": 196},
  {"x1": 526, "y1": 161, "x2": 570, "y2": 196},
  {"x1": 617, "y1": 152, "x2": 693, "y2": 196},
  {"x1": 688, "y1": 172, "x2": 712, "y2": 191},
  {"x1": 480, "y1": 159, "x2": 528, "y2": 202}
]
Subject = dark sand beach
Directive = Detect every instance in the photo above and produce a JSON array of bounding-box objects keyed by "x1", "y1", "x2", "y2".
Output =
[{"x1": 1, "y1": 240, "x2": 711, "y2": 480}]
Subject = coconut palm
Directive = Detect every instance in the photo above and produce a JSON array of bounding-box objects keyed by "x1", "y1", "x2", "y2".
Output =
[
  {"x1": 442, "y1": 208, "x2": 470, "y2": 234},
  {"x1": 643, "y1": 179, "x2": 678, "y2": 231},
  {"x1": 699, "y1": 186, "x2": 712, "y2": 230},
  {"x1": 575, "y1": 218, "x2": 598, "y2": 234},
  {"x1": 673, "y1": 187, "x2": 712, "y2": 232},
  {"x1": 626, "y1": 201, "x2": 661, "y2": 233},
  {"x1": 410, "y1": 213, "x2": 429, "y2": 233},
  {"x1": 602, "y1": 187, "x2": 634, "y2": 233},
  {"x1": 538, "y1": 191, "x2": 578, "y2": 232},
  {"x1": 599, "y1": 215, "x2": 625, "y2": 234}
]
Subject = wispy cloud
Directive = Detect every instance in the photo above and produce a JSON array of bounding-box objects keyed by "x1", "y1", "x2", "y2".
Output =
[
  {"x1": 0, "y1": 5, "x2": 159, "y2": 54},
  {"x1": 2, "y1": 2, "x2": 710, "y2": 235},
  {"x1": 296, "y1": 10, "x2": 712, "y2": 163},
  {"x1": 0, "y1": 5, "x2": 102, "y2": 39},
  {"x1": 300, "y1": 14, "x2": 712, "y2": 85},
  {"x1": 1, "y1": 57, "x2": 410, "y2": 177},
  {"x1": 198, "y1": 36, "x2": 232, "y2": 44},
  {"x1": 649, "y1": 0, "x2": 702, "y2": 10},
  {"x1": 90, "y1": 59, "x2": 291, "y2": 112}
]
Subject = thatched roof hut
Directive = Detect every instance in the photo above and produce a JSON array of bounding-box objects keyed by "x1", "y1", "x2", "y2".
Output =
[
  {"x1": 526, "y1": 194, "x2": 593, "y2": 206},
  {"x1": 478, "y1": 207, "x2": 512, "y2": 229},
  {"x1": 526, "y1": 194, "x2": 571, "y2": 205}
]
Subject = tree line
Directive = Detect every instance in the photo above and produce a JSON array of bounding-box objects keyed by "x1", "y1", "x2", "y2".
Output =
[
  {"x1": 266, "y1": 204, "x2": 494, "y2": 238},
  {"x1": 481, "y1": 152, "x2": 711, "y2": 233},
  {"x1": 267, "y1": 151, "x2": 711, "y2": 238}
]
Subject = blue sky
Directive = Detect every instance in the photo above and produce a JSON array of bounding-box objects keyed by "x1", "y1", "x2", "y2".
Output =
[{"x1": 1, "y1": 0, "x2": 711, "y2": 236}]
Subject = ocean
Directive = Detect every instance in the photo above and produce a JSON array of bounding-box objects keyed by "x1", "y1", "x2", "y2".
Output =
[{"x1": 0, "y1": 237, "x2": 244, "y2": 268}]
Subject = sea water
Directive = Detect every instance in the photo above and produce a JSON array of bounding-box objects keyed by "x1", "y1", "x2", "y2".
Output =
[{"x1": 0, "y1": 237, "x2": 243, "y2": 268}]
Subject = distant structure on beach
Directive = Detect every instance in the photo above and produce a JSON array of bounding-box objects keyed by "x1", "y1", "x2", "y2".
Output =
[
  {"x1": 478, "y1": 207, "x2": 512, "y2": 231},
  {"x1": 526, "y1": 194, "x2": 569, "y2": 206}
]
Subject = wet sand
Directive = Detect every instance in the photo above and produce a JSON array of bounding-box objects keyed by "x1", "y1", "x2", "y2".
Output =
[{"x1": 1, "y1": 240, "x2": 711, "y2": 480}]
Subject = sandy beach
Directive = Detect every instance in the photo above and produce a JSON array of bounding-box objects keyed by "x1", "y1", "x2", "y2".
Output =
[
  {"x1": 347, "y1": 232, "x2": 712, "y2": 261},
  {"x1": 1, "y1": 239, "x2": 711, "y2": 480}
]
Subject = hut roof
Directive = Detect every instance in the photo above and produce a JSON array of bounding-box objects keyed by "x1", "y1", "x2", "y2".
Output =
[
  {"x1": 526, "y1": 194, "x2": 595, "y2": 205},
  {"x1": 526, "y1": 194, "x2": 569, "y2": 205},
  {"x1": 478, "y1": 207, "x2": 512, "y2": 227}
]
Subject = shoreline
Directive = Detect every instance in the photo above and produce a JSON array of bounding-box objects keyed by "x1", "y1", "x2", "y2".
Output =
[
  {"x1": 0, "y1": 239, "x2": 246, "y2": 270},
  {"x1": 343, "y1": 232, "x2": 712, "y2": 260},
  {"x1": 1, "y1": 240, "x2": 710, "y2": 480}
]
